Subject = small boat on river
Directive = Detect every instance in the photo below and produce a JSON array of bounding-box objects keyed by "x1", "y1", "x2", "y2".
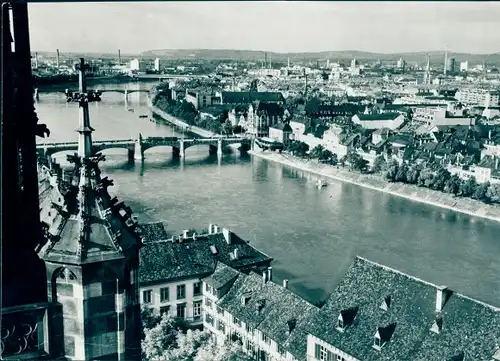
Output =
[
  {"x1": 317, "y1": 179, "x2": 328, "y2": 189},
  {"x1": 139, "y1": 114, "x2": 148, "y2": 118}
]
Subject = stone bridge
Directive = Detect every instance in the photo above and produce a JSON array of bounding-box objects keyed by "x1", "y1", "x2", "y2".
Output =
[
  {"x1": 34, "y1": 88, "x2": 149, "y2": 101},
  {"x1": 36, "y1": 135, "x2": 252, "y2": 162}
]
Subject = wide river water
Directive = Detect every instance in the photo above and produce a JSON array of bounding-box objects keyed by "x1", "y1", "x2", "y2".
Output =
[{"x1": 35, "y1": 81, "x2": 500, "y2": 305}]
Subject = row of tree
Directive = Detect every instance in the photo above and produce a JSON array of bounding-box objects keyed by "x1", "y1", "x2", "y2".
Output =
[
  {"x1": 377, "y1": 156, "x2": 500, "y2": 204},
  {"x1": 141, "y1": 309, "x2": 252, "y2": 361},
  {"x1": 283, "y1": 141, "x2": 500, "y2": 205},
  {"x1": 153, "y1": 93, "x2": 238, "y2": 136}
]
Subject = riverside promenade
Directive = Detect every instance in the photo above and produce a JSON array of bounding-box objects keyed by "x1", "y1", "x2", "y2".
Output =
[{"x1": 250, "y1": 150, "x2": 500, "y2": 223}]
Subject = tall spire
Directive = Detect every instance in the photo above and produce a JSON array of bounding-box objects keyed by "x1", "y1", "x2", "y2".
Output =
[
  {"x1": 77, "y1": 58, "x2": 93, "y2": 158},
  {"x1": 444, "y1": 49, "x2": 448, "y2": 75}
]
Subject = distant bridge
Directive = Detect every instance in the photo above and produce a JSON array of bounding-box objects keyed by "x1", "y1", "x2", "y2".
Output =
[
  {"x1": 33, "y1": 87, "x2": 150, "y2": 101},
  {"x1": 36, "y1": 135, "x2": 252, "y2": 162}
]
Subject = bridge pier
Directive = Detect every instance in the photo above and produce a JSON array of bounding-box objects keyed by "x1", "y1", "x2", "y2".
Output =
[
  {"x1": 134, "y1": 134, "x2": 144, "y2": 161},
  {"x1": 127, "y1": 147, "x2": 135, "y2": 163},
  {"x1": 124, "y1": 89, "x2": 128, "y2": 102},
  {"x1": 179, "y1": 140, "x2": 185, "y2": 158}
]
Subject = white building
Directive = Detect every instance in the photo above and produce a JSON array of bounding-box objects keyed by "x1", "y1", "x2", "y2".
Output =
[
  {"x1": 154, "y1": 58, "x2": 162, "y2": 72},
  {"x1": 460, "y1": 61, "x2": 469, "y2": 72},
  {"x1": 352, "y1": 113, "x2": 405, "y2": 130},
  {"x1": 138, "y1": 222, "x2": 272, "y2": 326},
  {"x1": 129, "y1": 58, "x2": 146, "y2": 72},
  {"x1": 413, "y1": 104, "x2": 475, "y2": 127},
  {"x1": 202, "y1": 263, "x2": 318, "y2": 361},
  {"x1": 455, "y1": 88, "x2": 500, "y2": 107}
]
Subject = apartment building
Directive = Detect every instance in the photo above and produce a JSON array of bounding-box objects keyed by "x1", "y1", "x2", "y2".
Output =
[
  {"x1": 138, "y1": 223, "x2": 273, "y2": 326},
  {"x1": 202, "y1": 263, "x2": 319, "y2": 361},
  {"x1": 305, "y1": 257, "x2": 500, "y2": 361},
  {"x1": 456, "y1": 88, "x2": 500, "y2": 107}
]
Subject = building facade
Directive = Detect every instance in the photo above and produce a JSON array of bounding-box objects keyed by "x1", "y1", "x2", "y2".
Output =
[
  {"x1": 352, "y1": 113, "x2": 405, "y2": 130},
  {"x1": 456, "y1": 88, "x2": 500, "y2": 107},
  {"x1": 138, "y1": 223, "x2": 273, "y2": 326}
]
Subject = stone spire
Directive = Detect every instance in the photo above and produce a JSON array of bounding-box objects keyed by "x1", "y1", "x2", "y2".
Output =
[{"x1": 38, "y1": 58, "x2": 142, "y2": 265}]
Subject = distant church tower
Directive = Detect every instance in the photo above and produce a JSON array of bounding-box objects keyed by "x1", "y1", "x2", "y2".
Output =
[
  {"x1": 38, "y1": 58, "x2": 142, "y2": 360},
  {"x1": 423, "y1": 53, "x2": 431, "y2": 85}
]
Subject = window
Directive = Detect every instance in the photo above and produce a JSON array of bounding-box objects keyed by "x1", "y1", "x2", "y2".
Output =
[
  {"x1": 205, "y1": 313, "x2": 214, "y2": 325},
  {"x1": 160, "y1": 306, "x2": 170, "y2": 315},
  {"x1": 277, "y1": 344, "x2": 285, "y2": 356},
  {"x1": 205, "y1": 298, "x2": 213, "y2": 309},
  {"x1": 160, "y1": 287, "x2": 169, "y2": 302},
  {"x1": 177, "y1": 284, "x2": 186, "y2": 300},
  {"x1": 217, "y1": 320, "x2": 226, "y2": 333},
  {"x1": 193, "y1": 282, "x2": 202, "y2": 296},
  {"x1": 193, "y1": 301, "x2": 202, "y2": 318},
  {"x1": 143, "y1": 290, "x2": 152, "y2": 304},
  {"x1": 246, "y1": 324, "x2": 253, "y2": 334},
  {"x1": 314, "y1": 344, "x2": 334, "y2": 361},
  {"x1": 336, "y1": 356, "x2": 346, "y2": 361},
  {"x1": 233, "y1": 317, "x2": 241, "y2": 327},
  {"x1": 217, "y1": 306, "x2": 224, "y2": 315},
  {"x1": 176, "y1": 304, "x2": 186, "y2": 318},
  {"x1": 261, "y1": 333, "x2": 271, "y2": 344},
  {"x1": 205, "y1": 283, "x2": 211, "y2": 293}
]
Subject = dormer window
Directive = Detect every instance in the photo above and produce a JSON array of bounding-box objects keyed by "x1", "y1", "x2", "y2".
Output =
[
  {"x1": 380, "y1": 295, "x2": 391, "y2": 311},
  {"x1": 337, "y1": 306, "x2": 359, "y2": 332},
  {"x1": 430, "y1": 317, "x2": 443, "y2": 334},
  {"x1": 373, "y1": 323, "x2": 397, "y2": 350}
]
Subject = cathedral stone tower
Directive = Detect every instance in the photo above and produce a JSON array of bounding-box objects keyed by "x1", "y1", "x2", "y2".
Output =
[{"x1": 38, "y1": 58, "x2": 142, "y2": 360}]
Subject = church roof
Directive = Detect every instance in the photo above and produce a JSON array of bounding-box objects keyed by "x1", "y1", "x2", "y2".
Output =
[
  {"x1": 38, "y1": 155, "x2": 142, "y2": 265},
  {"x1": 38, "y1": 60, "x2": 142, "y2": 265}
]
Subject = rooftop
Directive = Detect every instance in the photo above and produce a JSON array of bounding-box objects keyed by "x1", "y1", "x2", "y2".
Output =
[
  {"x1": 308, "y1": 256, "x2": 500, "y2": 361},
  {"x1": 139, "y1": 227, "x2": 273, "y2": 285},
  {"x1": 217, "y1": 272, "x2": 318, "y2": 360},
  {"x1": 355, "y1": 112, "x2": 402, "y2": 121}
]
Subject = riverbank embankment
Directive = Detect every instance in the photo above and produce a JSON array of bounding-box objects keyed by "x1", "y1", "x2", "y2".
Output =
[
  {"x1": 250, "y1": 150, "x2": 500, "y2": 223},
  {"x1": 151, "y1": 106, "x2": 217, "y2": 138}
]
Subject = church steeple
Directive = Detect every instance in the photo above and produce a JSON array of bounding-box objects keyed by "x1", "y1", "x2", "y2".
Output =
[
  {"x1": 38, "y1": 57, "x2": 143, "y2": 360},
  {"x1": 77, "y1": 58, "x2": 93, "y2": 158}
]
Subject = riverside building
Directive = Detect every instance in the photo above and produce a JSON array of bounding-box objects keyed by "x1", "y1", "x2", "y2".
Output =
[{"x1": 201, "y1": 256, "x2": 500, "y2": 361}]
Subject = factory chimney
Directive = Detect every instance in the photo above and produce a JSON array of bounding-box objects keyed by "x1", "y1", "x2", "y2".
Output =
[
  {"x1": 118, "y1": 49, "x2": 121, "y2": 65},
  {"x1": 56, "y1": 49, "x2": 60, "y2": 68}
]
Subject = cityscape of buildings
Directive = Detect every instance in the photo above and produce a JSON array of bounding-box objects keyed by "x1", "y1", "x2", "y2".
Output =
[{"x1": 3, "y1": 2, "x2": 500, "y2": 361}]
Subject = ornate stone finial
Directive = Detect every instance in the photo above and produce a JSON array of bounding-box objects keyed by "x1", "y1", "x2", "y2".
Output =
[{"x1": 67, "y1": 153, "x2": 82, "y2": 167}]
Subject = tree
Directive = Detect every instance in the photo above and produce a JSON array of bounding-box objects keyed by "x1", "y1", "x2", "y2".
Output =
[
  {"x1": 385, "y1": 160, "x2": 399, "y2": 182},
  {"x1": 142, "y1": 313, "x2": 179, "y2": 360},
  {"x1": 372, "y1": 155, "x2": 387, "y2": 173},
  {"x1": 347, "y1": 152, "x2": 368, "y2": 172},
  {"x1": 405, "y1": 164, "x2": 421, "y2": 184},
  {"x1": 395, "y1": 162, "x2": 409, "y2": 183},
  {"x1": 474, "y1": 181, "x2": 490, "y2": 202},
  {"x1": 223, "y1": 119, "x2": 233, "y2": 135},
  {"x1": 311, "y1": 145, "x2": 325, "y2": 159},
  {"x1": 486, "y1": 183, "x2": 500, "y2": 203},
  {"x1": 459, "y1": 177, "x2": 477, "y2": 198},
  {"x1": 330, "y1": 153, "x2": 338, "y2": 166},
  {"x1": 432, "y1": 168, "x2": 451, "y2": 192},
  {"x1": 319, "y1": 149, "x2": 333, "y2": 163},
  {"x1": 444, "y1": 173, "x2": 461, "y2": 195}
]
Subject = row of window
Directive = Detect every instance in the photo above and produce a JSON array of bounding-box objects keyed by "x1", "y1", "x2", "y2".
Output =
[
  {"x1": 314, "y1": 344, "x2": 346, "y2": 361},
  {"x1": 142, "y1": 282, "x2": 202, "y2": 304},
  {"x1": 159, "y1": 300, "x2": 203, "y2": 319}
]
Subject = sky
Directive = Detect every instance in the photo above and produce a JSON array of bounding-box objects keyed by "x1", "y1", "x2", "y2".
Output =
[{"x1": 28, "y1": 1, "x2": 500, "y2": 55}]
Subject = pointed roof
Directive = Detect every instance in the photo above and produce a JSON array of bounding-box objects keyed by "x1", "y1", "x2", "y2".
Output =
[{"x1": 38, "y1": 58, "x2": 142, "y2": 265}]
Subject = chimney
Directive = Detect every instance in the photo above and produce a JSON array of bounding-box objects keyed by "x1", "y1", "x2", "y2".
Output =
[
  {"x1": 213, "y1": 225, "x2": 220, "y2": 233},
  {"x1": 233, "y1": 248, "x2": 239, "y2": 260},
  {"x1": 182, "y1": 229, "x2": 188, "y2": 239},
  {"x1": 222, "y1": 228, "x2": 232, "y2": 244},
  {"x1": 208, "y1": 223, "x2": 214, "y2": 234},
  {"x1": 282, "y1": 279, "x2": 288, "y2": 289},
  {"x1": 56, "y1": 49, "x2": 60, "y2": 68},
  {"x1": 118, "y1": 49, "x2": 121, "y2": 65},
  {"x1": 435, "y1": 285, "x2": 451, "y2": 312},
  {"x1": 132, "y1": 215, "x2": 138, "y2": 223},
  {"x1": 262, "y1": 270, "x2": 268, "y2": 284},
  {"x1": 267, "y1": 267, "x2": 272, "y2": 282}
]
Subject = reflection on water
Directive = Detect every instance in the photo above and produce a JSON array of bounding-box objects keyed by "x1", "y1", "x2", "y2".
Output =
[{"x1": 36, "y1": 82, "x2": 500, "y2": 306}]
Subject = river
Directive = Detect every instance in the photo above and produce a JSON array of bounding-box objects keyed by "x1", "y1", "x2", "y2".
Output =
[{"x1": 35, "y1": 81, "x2": 500, "y2": 306}]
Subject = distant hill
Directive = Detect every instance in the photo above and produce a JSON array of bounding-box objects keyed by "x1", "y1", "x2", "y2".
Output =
[
  {"x1": 140, "y1": 49, "x2": 500, "y2": 65},
  {"x1": 33, "y1": 49, "x2": 500, "y2": 66}
]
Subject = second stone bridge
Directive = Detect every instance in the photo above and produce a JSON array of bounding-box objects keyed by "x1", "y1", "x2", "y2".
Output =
[{"x1": 36, "y1": 134, "x2": 253, "y2": 162}]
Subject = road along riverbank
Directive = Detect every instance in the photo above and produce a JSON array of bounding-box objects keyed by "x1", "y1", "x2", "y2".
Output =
[{"x1": 250, "y1": 150, "x2": 500, "y2": 223}]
